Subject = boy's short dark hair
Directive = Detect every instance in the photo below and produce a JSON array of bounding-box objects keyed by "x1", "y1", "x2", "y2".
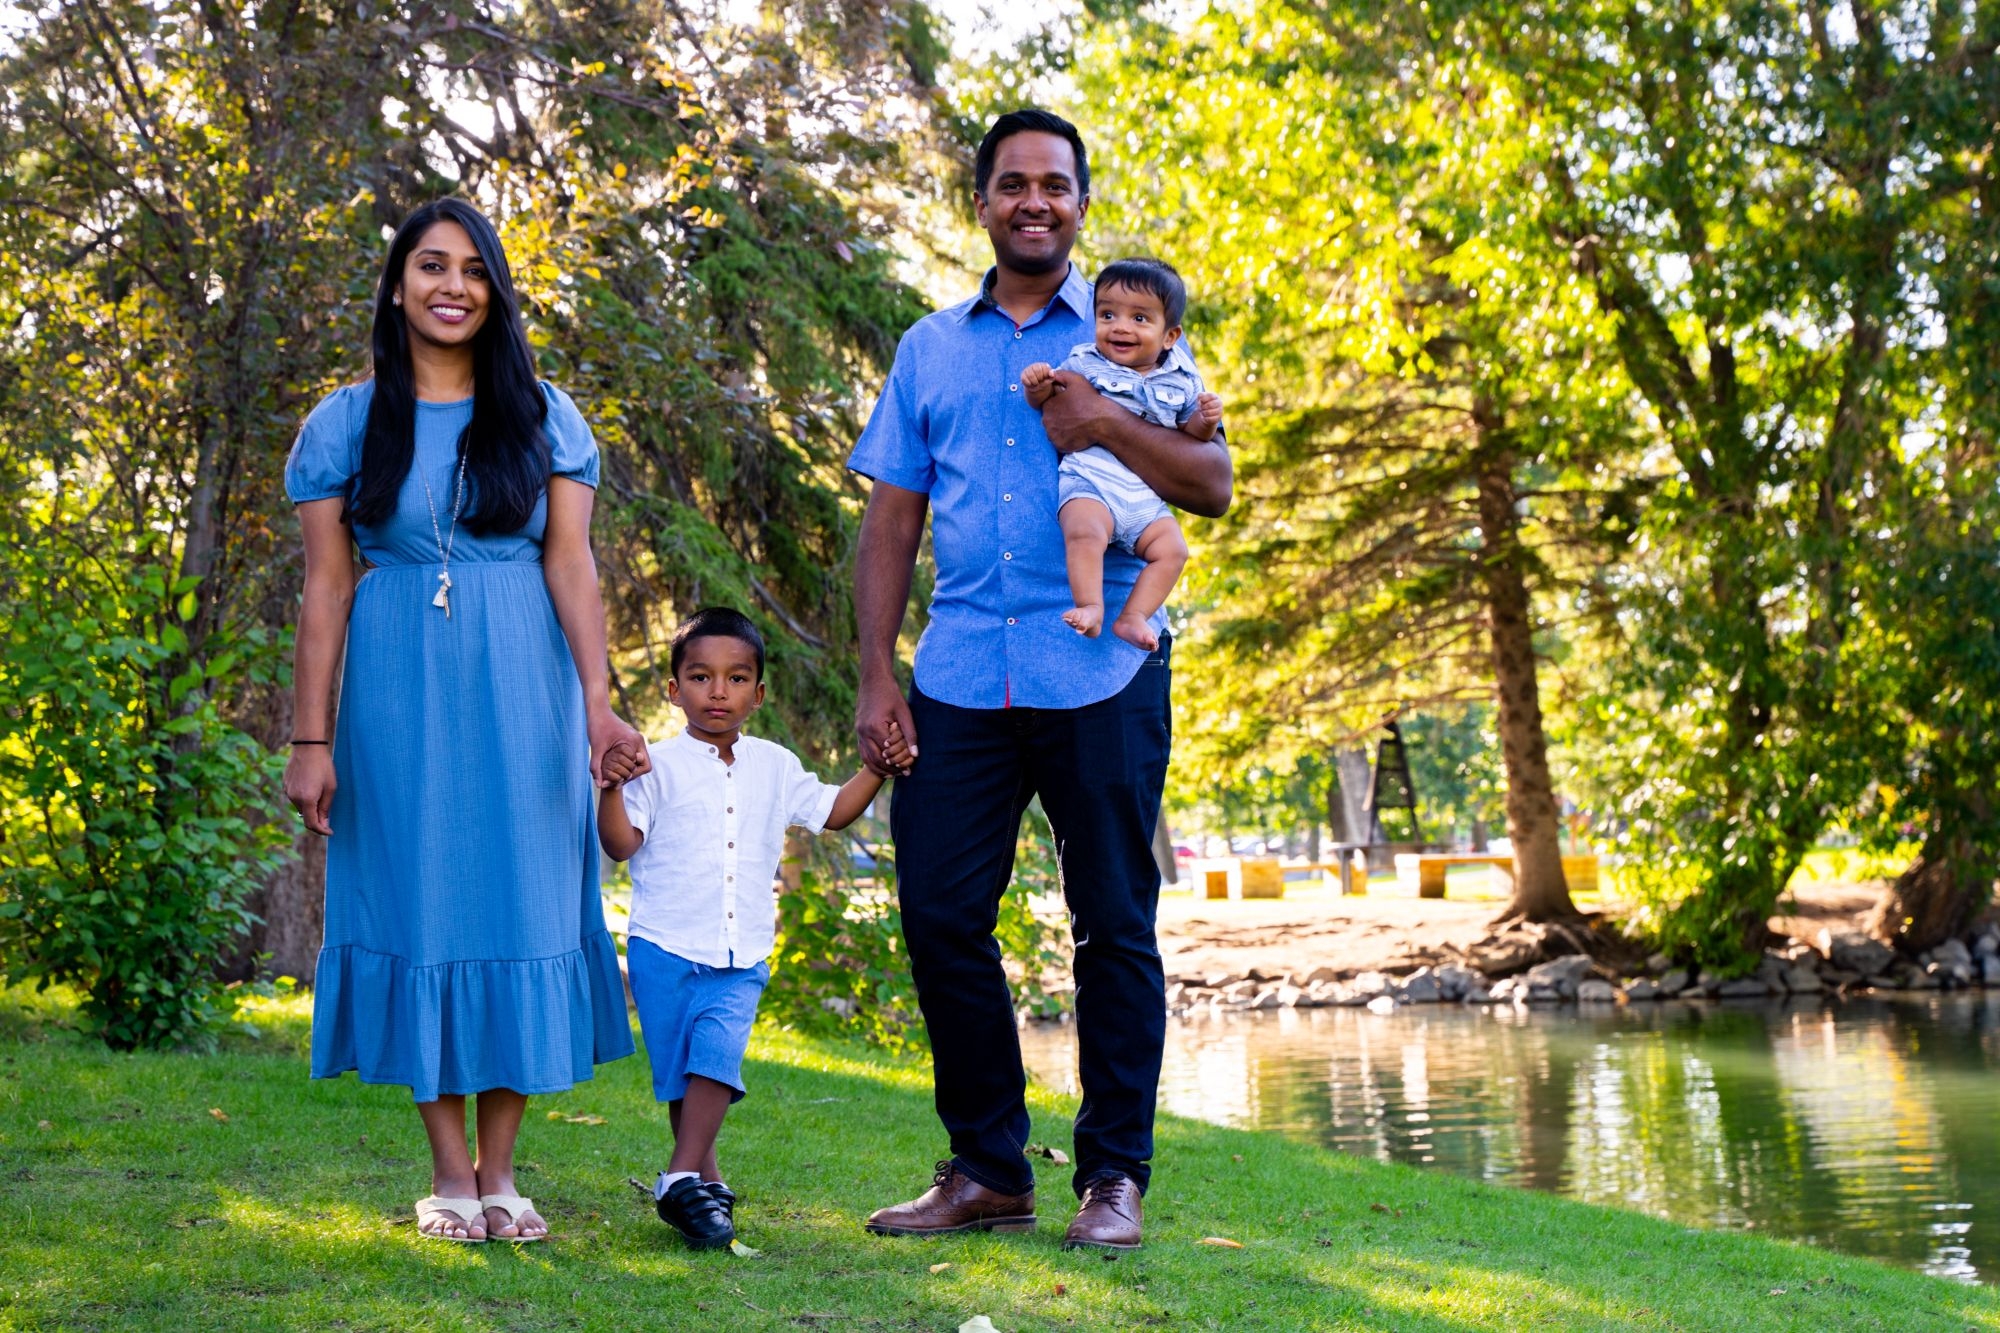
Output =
[
  {"x1": 670, "y1": 607, "x2": 766, "y2": 680},
  {"x1": 1095, "y1": 257, "x2": 1187, "y2": 328},
  {"x1": 974, "y1": 108, "x2": 1091, "y2": 200}
]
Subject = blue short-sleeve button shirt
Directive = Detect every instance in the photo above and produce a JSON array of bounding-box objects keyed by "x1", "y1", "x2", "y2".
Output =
[{"x1": 848, "y1": 266, "x2": 1202, "y2": 710}]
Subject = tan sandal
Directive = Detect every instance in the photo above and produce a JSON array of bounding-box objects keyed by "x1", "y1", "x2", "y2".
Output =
[
  {"x1": 414, "y1": 1195, "x2": 486, "y2": 1243},
  {"x1": 479, "y1": 1193, "x2": 547, "y2": 1243}
]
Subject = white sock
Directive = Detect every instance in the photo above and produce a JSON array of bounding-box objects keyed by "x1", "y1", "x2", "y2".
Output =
[{"x1": 656, "y1": 1169, "x2": 700, "y2": 1198}]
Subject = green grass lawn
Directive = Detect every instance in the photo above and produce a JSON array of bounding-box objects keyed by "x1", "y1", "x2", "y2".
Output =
[{"x1": 2, "y1": 986, "x2": 1995, "y2": 1332}]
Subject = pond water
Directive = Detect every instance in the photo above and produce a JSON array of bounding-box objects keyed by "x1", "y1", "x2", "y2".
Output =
[{"x1": 1017, "y1": 992, "x2": 2000, "y2": 1283}]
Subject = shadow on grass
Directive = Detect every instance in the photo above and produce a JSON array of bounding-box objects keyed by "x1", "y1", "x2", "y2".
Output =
[{"x1": 1, "y1": 1001, "x2": 1996, "y2": 1331}]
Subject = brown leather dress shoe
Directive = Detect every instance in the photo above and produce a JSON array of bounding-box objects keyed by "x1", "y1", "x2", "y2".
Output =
[
  {"x1": 864, "y1": 1161, "x2": 1037, "y2": 1236},
  {"x1": 1061, "y1": 1173, "x2": 1142, "y2": 1250}
]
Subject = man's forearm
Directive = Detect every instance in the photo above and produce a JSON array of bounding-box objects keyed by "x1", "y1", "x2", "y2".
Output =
[
  {"x1": 1093, "y1": 407, "x2": 1233, "y2": 517},
  {"x1": 855, "y1": 485, "x2": 927, "y2": 680}
]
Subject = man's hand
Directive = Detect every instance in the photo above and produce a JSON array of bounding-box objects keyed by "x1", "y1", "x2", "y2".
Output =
[
  {"x1": 1183, "y1": 391, "x2": 1224, "y2": 441},
  {"x1": 1037, "y1": 369, "x2": 1113, "y2": 455},
  {"x1": 856, "y1": 673, "x2": 918, "y2": 778}
]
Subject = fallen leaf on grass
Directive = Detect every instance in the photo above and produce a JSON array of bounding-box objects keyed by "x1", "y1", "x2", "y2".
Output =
[
  {"x1": 35, "y1": 1120, "x2": 49, "y2": 1132},
  {"x1": 544, "y1": 1111, "x2": 606, "y2": 1125},
  {"x1": 1053, "y1": 1283, "x2": 1066, "y2": 1296},
  {"x1": 1197, "y1": 1236, "x2": 1243, "y2": 1248},
  {"x1": 1768, "y1": 1288, "x2": 1787, "y2": 1296},
  {"x1": 728, "y1": 1239, "x2": 762, "y2": 1258},
  {"x1": 1369, "y1": 1202, "x2": 1402, "y2": 1216},
  {"x1": 208, "y1": 1108, "x2": 229, "y2": 1123},
  {"x1": 1231, "y1": 1154, "x2": 1243, "y2": 1163},
  {"x1": 1026, "y1": 1143, "x2": 1070, "y2": 1165},
  {"x1": 929, "y1": 1262, "x2": 953, "y2": 1274}
]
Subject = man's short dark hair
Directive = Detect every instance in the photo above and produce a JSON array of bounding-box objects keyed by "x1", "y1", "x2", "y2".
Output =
[
  {"x1": 670, "y1": 607, "x2": 766, "y2": 680},
  {"x1": 974, "y1": 108, "x2": 1091, "y2": 199},
  {"x1": 1095, "y1": 257, "x2": 1187, "y2": 328}
]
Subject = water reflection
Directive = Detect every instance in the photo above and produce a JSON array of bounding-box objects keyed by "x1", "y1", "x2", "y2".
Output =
[{"x1": 1018, "y1": 992, "x2": 2000, "y2": 1283}]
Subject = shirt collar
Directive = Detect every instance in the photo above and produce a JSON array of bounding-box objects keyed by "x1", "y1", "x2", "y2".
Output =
[
  {"x1": 671, "y1": 728, "x2": 738, "y2": 759},
  {"x1": 951, "y1": 263, "x2": 1093, "y2": 325}
]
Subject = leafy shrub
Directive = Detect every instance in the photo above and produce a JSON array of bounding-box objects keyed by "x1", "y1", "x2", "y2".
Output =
[
  {"x1": 766, "y1": 806, "x2": 1075, "y2": 1050},
  {"x1": 0, "y1": 563, "x2": 290, "y2": 1050}
]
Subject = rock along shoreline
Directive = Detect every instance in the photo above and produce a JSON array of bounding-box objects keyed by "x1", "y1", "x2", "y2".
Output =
[{"x1": 1143, "y1": 921, "x2": 2000, "y2": 1018}]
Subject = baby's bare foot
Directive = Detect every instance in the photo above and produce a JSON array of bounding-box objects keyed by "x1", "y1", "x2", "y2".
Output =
[
  {"x1": 1112, "y1": 614, "x2": 1159, "y2": 651},
  {"x1": 1063, "y1": 605, "x2": 1104, "y2": 637}
]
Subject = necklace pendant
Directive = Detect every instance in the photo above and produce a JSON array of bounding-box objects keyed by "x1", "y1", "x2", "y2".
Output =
[{"x1": 432, "y1": 580, "x2": 451, "y2": 614}]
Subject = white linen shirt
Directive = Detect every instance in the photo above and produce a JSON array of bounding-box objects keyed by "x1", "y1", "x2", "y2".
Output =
[{"x1": 619, "y1": 730, "x2": 841, "y2": 968}]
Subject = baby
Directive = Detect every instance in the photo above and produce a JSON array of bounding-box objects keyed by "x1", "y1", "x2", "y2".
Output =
[
  {"x1": 597, "y1": 607, "x2": 907, "y2": 1249},
  {"x1": 1022, "y1": 257, "x2": 1222, "y2": 651}
]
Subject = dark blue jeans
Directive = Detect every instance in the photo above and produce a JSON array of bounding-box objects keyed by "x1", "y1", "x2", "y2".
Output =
[{"x1": 890, "y1": 636, "x2": 1171, "y2": 1197}]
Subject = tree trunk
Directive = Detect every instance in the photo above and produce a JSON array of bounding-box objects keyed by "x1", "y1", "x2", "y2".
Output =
[
  {"x1": 1869, "y1": 825, "x2": 1997, "y2": 954},
  {"x1": 1328, "y1": 747, "x2": 1373, "y2": 845},
  {"x1": 1474, "y1": 407, "x2": 1575, "y2": 922}
]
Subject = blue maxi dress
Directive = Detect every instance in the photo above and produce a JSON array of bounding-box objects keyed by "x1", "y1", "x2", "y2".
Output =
[{"x1": 285, "y1": 381, "x2": 634, "y2": 1102}]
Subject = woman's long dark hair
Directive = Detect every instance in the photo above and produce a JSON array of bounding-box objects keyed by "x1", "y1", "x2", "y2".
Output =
[{"x1": 347, "y1": 199, "x2": 550, "y2": 535}]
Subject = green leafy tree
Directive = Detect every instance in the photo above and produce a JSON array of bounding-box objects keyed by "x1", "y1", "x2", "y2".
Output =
[
  {"x1": 1053, "y1": 3, "x2": 1640, "y2": 920},
  {"x1": 0, "y1": 0, "x2": 957, "y2": 1028}
]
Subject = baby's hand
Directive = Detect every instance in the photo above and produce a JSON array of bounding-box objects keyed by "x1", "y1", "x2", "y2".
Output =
[
  {"x1": 1183, "y1": 391, "x2": 1224, "y2": 439},
  {"x1": 1021, "y1": 361, "x2": 1062, "y2": 408},
  {"x1": 599, "y1": 742, "x2": 645, "y2": 787}
]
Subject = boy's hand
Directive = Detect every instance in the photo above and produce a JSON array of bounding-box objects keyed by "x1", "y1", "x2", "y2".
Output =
[
  {"x1": 880, "y1": 717, "x2": 915, "y2": 774},
  {"x1": 1021, "y1": 361, "x2": 1060, "y2": 409},
  {"x1": 598, "y1": 742, "x2": 645, "y2": 787},
  {"x1": 1183, "y1": 391, "x2": 1224, "y2": 440}
]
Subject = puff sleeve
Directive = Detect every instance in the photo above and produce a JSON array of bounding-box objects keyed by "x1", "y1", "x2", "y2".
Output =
[
  {"x1": 284, "y1": 384, "x2": 368, "y2": 504},
  {"x1": 541, "y1": 382, "x2": 600, "y2": 488}
]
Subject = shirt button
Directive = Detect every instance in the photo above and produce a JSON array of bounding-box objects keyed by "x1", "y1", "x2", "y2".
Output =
[
  {"x1": 727, "y1": 875, "x2": 734, "y2": 882},
  {"x1": 1002, "y1": 552, "x2": 1012, "y2": 560},
  {"x1": 727, "y1": 911, "x2": 734, "y2": 918},
  {"x1": 1007, "y1": 617, "x2": 1017, "y2": 625},
  {"x1": 1003, "y1": 493, "x2": 1013, "y2": 502},
  {"x1": 728, "y1": 841, "x2": 734, "y2": 848},
  {"x1": 727, "y1": 807, "x2": 734, "y2": 814},
  {"x1": 1006, "y1": 438, "x2": 1015, "y2": 447},
  {"x1": 1009, "y1": 383, "x2": 1018, "y2": 392}
]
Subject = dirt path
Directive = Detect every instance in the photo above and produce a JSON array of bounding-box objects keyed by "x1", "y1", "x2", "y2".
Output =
[{"x1": 1153, "y1": 877, "x2": 1889, "y2": 982}]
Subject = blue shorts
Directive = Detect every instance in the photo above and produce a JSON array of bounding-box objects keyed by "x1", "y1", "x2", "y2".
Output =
[{"x1": 627, "y1": 936, "x2": 769, "y2": 1104}]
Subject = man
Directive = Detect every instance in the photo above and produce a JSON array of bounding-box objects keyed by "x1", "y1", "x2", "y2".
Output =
[{"x1": 846, "y1": 108, "x2": 1232, "y2": 1251}]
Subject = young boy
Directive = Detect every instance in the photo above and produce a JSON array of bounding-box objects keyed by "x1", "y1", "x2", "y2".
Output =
[
  {"x1": 598, "y1": 607, "x2": 909, "y2": 1249},
  {"x1": 1021, "y1": 257, "x2": 1223, "y2": 651}
]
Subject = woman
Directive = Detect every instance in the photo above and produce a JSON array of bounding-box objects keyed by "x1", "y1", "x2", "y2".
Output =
[{"x1": 283, "y1": 199, "x2": 642, "y2": 1243}]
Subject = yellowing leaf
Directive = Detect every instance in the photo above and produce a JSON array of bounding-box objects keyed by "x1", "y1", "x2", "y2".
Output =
[
  {"x1": 1197, "y1": 1236, "x2": 1243, "y2": 1248},
  {"x1": 929, "y1": 1262, "x2": 953, "y2": 1274},
  {"x1": 209, "y1": 1107, "x2": 229, "y2": 1122},
  {"x1": 729, "y1": 1239, "x2": 762, "y2": 1257}
]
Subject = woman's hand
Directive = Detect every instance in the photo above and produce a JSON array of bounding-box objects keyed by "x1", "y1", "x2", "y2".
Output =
[
  {"x1": 284, "y1": 746, "x2": 338, "y2": 836},
  {"x1": 588, "y1": 709, "x2": 650, "y2": 789}
]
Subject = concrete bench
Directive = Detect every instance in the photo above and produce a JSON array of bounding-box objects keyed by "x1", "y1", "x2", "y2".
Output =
[{"x1": 1395, "y1": 852, "x2": 1601, "y2": 899}]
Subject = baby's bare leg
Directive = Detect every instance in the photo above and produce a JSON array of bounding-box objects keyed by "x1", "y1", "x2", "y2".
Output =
[
  {"x1": 1060, "y1": 498, "x2": 1116, "y2": 637},
  {"x1": 1111, "y1": 516, "x2": 1190, "y2": 652}
]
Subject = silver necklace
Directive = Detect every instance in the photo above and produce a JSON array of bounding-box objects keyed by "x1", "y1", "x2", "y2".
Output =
[{"x1": 421, "y1": 447, "x2": 468, "y2": 618}]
